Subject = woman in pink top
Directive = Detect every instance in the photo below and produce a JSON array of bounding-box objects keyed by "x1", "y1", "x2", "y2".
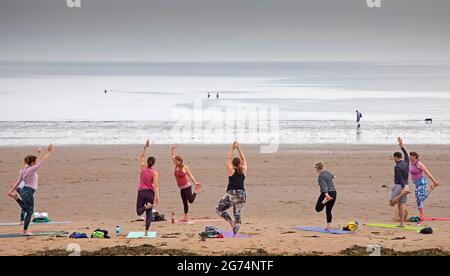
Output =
[
  {"x1": 7, "y1": 144, "x2": 53, "y2": 236},
  {"x1": 409, "y1": 151, "x2": 439, "y2": 221},
  {"x1": 171, "y1": 145, "x2": 202, "y2": 222},
  {"x1": 136, "y1": 140, "x2": 159, "y2": 236}
]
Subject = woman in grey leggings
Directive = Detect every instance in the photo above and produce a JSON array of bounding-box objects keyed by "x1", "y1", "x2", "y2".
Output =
[{"x1": 216, "y1": 141, "x2": 247, "y2": 236}]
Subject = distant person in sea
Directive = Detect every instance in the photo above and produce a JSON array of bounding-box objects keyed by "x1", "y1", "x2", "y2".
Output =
[
  {"x1": 136, "y1": 140, "x2": 160, "y2": 236},
  {"x1": 356, "y1": 110, "x2": 363, "y2": 128},
  {"x1": 216, "y1": 141, "x2": 247, "y2": 236},
  {"x1": 216, "y1": 93, "x2": 219, "y2": 99},
  {"x1": 171, "y1": 145, "x2": 202, "y2": 222},
  {"x1": 207, "y1": 92, "x2": 211, "y2": 99},
  {"x1": 7, "y1": 144, "x2": 53, "y2": 236},
  {"x1": 389, "y1": 137, "x2": 411, "y2": 227},
  {"x1": 314, "y1": 162, "x2": 337, "y2": 230},
  {"x1": 408, "y1": 148, "x2": 440, "y2": 221},
  {"x1": 104, "y1": 89, "x2": 107, "y2": 94}
]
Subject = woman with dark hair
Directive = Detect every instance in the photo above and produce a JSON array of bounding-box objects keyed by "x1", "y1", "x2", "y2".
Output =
[
  {"x1": 136, "y1": 140, "x2": 159, "y2": 236},
  {"x1": 408, "y1": 150, "x2": 439, "y2": 221},
  {"x1": 171, "y1": 145, "x2": 201, "y2": 222},
  {"x1": 7, "y1": 144, "x2": 53, "y2": 236},
  {"x1": 216, "y1": 141, "x2": 247, "y2": 236}
]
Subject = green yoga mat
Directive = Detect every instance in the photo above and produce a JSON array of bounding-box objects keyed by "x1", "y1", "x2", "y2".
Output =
[
  {"x1": 0, "y1": 231, "x2": 69, "y2": 238},
  {"x1": 126, "y1": 231, "x2": 157, "y2": 238},
  {"x1": 364, "y1": 223, "x2": 421, "y2": 231}
]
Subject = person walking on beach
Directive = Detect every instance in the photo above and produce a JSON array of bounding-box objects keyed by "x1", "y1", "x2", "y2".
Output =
[
  {"x1": 389, "y1": 137, "x2": 411, "y2": 227},
  {"x1": 356, "y1": 110, "x2": 362, "y2": 128},
  {"x1": 7, "y1": 144, "x2": 53, "y2": 236},
  {"x1": 408, "y1": 148, "x2": 439, "y2": 221},
  {"x1": 216, "y1": 141, "x2": 247, "y2": 236},
  {"x1": 171, "y1": 145, "x2": 202, "y2": 222},
  {"x1": 314, "y1": 162, "x2": 337, "y2": 230},
  {"x1": 136, "y1": 140, "x2": 159, "y2": 236}
]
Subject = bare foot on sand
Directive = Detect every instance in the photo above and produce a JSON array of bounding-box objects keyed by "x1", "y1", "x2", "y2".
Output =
[
  {"x1": 7, "y1": 192, "x2": 19, "y2": 201},
  {"x1": 23, "y1": 231, "x2": 33, "y2": 236}
]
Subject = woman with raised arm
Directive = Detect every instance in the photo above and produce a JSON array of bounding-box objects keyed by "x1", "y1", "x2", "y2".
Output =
[
  {"x1": 216, "y1": 141, "x2": 247, "y2": 236},
  {"x1": 136, "y1": 140, "x2": 159, "y2": 236},
  {"x1": 7, "y1": 144, "x2": 53, "y2": 236},
  {"x1": 408, "y1": 149, "x2": 439, "y2": 221},
  {"x1": 171, "y1": 145, "x2": 201, "y2": 222}
]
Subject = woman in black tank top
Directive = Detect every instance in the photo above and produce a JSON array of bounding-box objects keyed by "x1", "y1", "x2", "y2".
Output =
[{"x1": 216, "y1": 141, "x2": 247, "y2": 236}]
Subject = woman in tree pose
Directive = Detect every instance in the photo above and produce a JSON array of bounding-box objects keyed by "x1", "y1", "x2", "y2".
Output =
[{"x1": 216, "y1": 141, "x2": 247, "y2": 236}]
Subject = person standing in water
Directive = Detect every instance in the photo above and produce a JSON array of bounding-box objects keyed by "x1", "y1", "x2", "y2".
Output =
[
  {"x1": 216, "y1": 141, "x2": 247, "y2": 236},
  {"x1": 389, "y1": 137, "x2": 411, "y2": 227},
  {"x1": 216, "y1": 92, "x2": 219, "y2": 99},
  {"x1": 356, "y1": 110, "x2": 362, "y2": 128},
  {"x1": 408, "y1": 149, "x2": 439, "y2": 221},
  {"x1": 7, "y1": 144, "x2": 53, "y2": 236},
  {"x1": 136, "y1": 140, "x2": 159, "y2": 236},
  {"x1": 314, "y1": 162, "x2": 337, "y2": 230},
  {"x1": 171, "y1": 145, "x2": 202, "y2": 222}
]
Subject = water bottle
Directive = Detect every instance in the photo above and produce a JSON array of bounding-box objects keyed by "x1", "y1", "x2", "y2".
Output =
[{"x1": 115, "y1": 226, "x2": 121, "y2": 237}]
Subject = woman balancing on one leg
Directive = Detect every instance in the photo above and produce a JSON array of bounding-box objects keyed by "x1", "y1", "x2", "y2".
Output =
[
  {"x1": 171, "y1": 145, "x2": 201, "y2": 222},
  {"x1": 216, "y1": 141, "x2": 247, "y2": 236},
  {"x1": 314, "y1": 162, "x2": 337, "y2": 231},
  {"x1": 407, "y1": 147, "x2": 439, "y2": 221},
  {"x1": 7, "y1": 144, "x2": 53, "y2": 236},
  {"x1": 136, "y1": 140, "x2": 160, "y2": 236}
]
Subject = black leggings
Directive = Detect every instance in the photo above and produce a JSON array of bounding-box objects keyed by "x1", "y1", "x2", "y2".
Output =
[
  {"x1": 315, "y1": 191, "x2": 337, "y2": 223},
  {"x1": 180, "y1": 186, "x2": 197, "y2": 214},
  {"x1": 136, "y1": 189, "x2": 155, "y2": 230}
]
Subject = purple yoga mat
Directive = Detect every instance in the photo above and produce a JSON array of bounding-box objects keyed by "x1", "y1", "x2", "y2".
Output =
[{"x1": 222, "y1": 231, "x2": 251, "y2": 238}]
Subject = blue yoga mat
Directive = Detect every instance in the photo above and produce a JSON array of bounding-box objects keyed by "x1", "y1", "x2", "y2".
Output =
[
  {"x1": 0, "y1": 231, "x2": 69, "y2": 238},
  {"x1": 294, "y1": 226, "x2": 353, "y2": 235},
  {"x1": 126, "y1": 231, "x2": 157, "y2": 238}
]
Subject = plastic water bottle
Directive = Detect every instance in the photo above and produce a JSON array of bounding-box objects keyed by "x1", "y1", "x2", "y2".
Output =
[{"x1": 115, "y1": 226, "x2": 121, "y2": 237}]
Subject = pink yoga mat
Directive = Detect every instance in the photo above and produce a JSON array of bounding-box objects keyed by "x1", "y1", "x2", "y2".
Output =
[
  {"x1": 222, "y1": 232, "x2": 251, "y2": 238},
  {"x1": 422, "y1": 218, "x2": 450, "y2": 221}
]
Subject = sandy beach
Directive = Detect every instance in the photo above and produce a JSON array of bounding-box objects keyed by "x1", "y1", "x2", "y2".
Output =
[{"x1": 0, "y1": 144, "x2": 449, "y2": 256}]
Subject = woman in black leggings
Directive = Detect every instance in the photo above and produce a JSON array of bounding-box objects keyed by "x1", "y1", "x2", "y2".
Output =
[
  {"x1": 314, "y1": 162, "x2": 337, "y2": 230},
  {"x1": 171, "y1": 145, "x2": 201, "y2": 222}
]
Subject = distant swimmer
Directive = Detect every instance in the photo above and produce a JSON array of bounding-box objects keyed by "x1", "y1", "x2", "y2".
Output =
[
  {"x1": 216, "y1": 93, "x2": 219, "y2": 99},
  {"x1": 207, "y1": 92, "x2": 211, "y2": 99},
  {"x1": 356, "y1": 110, "x2": 363, "y2": 128},
  {"x1": 425, "y1": 118, "x2": 432, "y2": 124},
  {"x1": 104, "y1": 89, "x2": 107, "y2": 94}
]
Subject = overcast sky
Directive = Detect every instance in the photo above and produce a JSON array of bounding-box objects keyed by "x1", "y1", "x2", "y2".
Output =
[{"x1": 0, "y1": 0, "x2": 449, "y2": 62}]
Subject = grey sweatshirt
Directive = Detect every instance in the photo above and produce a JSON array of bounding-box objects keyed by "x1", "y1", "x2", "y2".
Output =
[{"x1": 318, "y1": 170, "x2": 336, "y2": 193}]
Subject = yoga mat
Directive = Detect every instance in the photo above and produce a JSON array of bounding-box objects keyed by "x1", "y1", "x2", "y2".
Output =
[
  {"x1": 364, "y1": 223, "x2": 421, "y2": 231},
  {"x1": 175, "y1": 218, "x2": 222, "y2": 224},
  {"x1": 423, "y1": 218, "x2": 450, "y2": 221},
  {"x1": 0, "y1": 231, "x2": 69, "y2": 239},
  {"x1": 222, "y1": 231, "x2": 251, "y2": 238},
  {"x1": 126, "y1": 231, "x2": 157, "y2": 238},
  {"x1": 294, "y1": 226, "x2": 353, "y2": 235},
  {"x1": 0, "y1": 221, "x2": 72, "y2": 227}
]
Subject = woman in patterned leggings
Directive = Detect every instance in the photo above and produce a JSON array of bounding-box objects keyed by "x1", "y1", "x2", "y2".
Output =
[{"x1": 216, "y1": 141, "x2": 247, "y2": 236}]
